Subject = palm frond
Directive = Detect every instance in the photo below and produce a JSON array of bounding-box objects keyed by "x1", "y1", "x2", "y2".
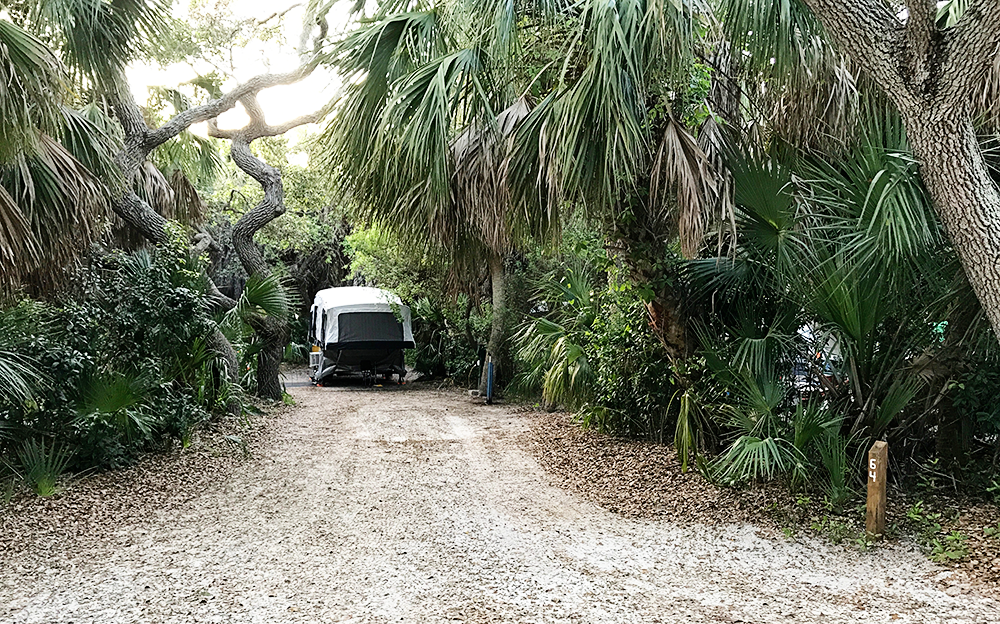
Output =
[
  {"x1": 0, "y1": 135, "x2": 109, "y2": 294},
  {"x1": 0, "y1": 185, "x2": 38, "y2": 286},
  {"x1": 169, "y1": 170, "x2": 206, "y2": 227},
  {"x1": 936, "y1": 0, "x2": 971, "y2": 28},
  {"x1": 711, "y1": 435, "x2": 805, "y2": 484},
  {"x1": 0, "y1": 350, "x2": 40, "y2": 405},
  {"x1": 59, "y1": 105, "x2": 124, "y2": 193},
  {"x1": 30, "y1": 0, "x2": 170, "y2": 85},
  {"x1": 545, "y1": 0, "x2": 655, "y2": 208},
  {"x1": 152, "y1": 130, "x2": 224, "y2": 185},
  {"x1": 16, "y1": 438, "x2": 74, "y2": 497},
  {"x1": 224, "y1": 274, "x2": 294, "y2": 331},
  {"x1": 651, "y1": 114, "x2": 716, "y2": 258},
  {"x1": 718, "y1": 0, "x2": 834, "y2": 85},
  {"x1": 452, "y1": 97, "x2": 537, "y2": 253},
  {"x1": 0, "y1": 19, "x2": 66, "y2": 163}
]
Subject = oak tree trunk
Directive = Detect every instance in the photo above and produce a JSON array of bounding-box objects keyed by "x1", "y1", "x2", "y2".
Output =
[
  {"x1": 905, "y1": 113, "x2": 1000, "y2": 335},
  {"x1": 212, "y1": 96, "x2": 304, "y2": 402},
  {"x1": 800, "y1": 0, "x2": 1000, "y2": 338}
]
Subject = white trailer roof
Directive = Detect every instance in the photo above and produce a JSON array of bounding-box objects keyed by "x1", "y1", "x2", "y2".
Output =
[{"x1": 313, "y1": 286, "x2": 404, "y2": 309}]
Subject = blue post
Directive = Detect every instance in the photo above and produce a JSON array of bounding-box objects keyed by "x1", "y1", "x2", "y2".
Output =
[{"x1": 486, "y1": 355, "x2": 494, "y2": 405}]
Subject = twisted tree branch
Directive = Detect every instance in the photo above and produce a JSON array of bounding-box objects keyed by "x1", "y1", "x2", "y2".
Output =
[{"x1": 206, "y1": 95, "x2": 328, "y2": 398}]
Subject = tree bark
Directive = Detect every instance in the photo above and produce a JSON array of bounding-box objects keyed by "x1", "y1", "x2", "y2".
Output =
[
  {"x1": 478, "y1": 251, "x2": 508, "y2": 395},
  {"x1": 209, "y1": 96, "x2": 325, "y2": 400},
  {"x1": 645, "y1": 292, "x2": 690, "y2": 361},
  {"x1": 905, "y1": 114, "x2": 1000, "y2": 332},
  {"x1": 800, "y1": 0, "x2": 1000, "y2": 337}
]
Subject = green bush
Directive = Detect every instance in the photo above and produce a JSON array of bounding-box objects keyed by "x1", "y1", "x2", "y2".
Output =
[
  {"x1": 408, "y1": 296, "x2": 487, "y2": 380},
  {"x1": 515, "y1": 262, "x2": 678, "y2": 440},
  {"x1": 581, "y1": 294, "x2": 677, "y2": 439},
  {"x1": 0, "y1": 246, "x2": 231, "y2": 474}
]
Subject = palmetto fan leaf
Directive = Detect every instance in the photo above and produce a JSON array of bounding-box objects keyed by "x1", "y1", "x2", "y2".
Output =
[
  {"x1": 225, "y1": 274, "x2": 295, "y2": 331},
  {"x1": 152, "y1": 131, "x2": 224, "y2": 187},
  {"x1": 59, "y1": 105, "x2": 124, "y2": 193},
  {"x1": 0, "y1": 135, "x2": 109, "y2": 294},
  {"x1": 796, "y1": 100, "x2": 940, "y2": 290},
  {"x1": 28, "y1": 0, "x2": 170, "y2": 85},
  {"x1": 0, "y1": 350, "x2": 40, "y2": 405},
  {"x1": 0, "y1": 19, "x2": 66, "y2": 164}
]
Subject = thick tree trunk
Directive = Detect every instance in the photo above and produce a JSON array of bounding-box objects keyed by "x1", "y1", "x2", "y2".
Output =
[
  {"x1": 905, "y1": 114, "x2": 1000, "y2": 335},
  {"x1": 478, "y1": 251, "x2": 508, "y2": 396},
  {"x1": 208, "y1": 95, "x2": 326, "y2": 401},
  {"x1": 799, "y1": 0, "x2": 1000, "y2": 338},
  {"x1": 248, "y1": 316, "x2": 288, "y2": 401},
  {"x1": 645, "y1": 292, "x2": 690, "y2": 360},
  {"x1": 228, "y1": 180, "x2": 287, "y2": 401}
]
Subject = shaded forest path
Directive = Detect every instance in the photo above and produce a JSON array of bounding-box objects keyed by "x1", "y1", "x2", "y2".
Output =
[{"x1": 2, "y1": 372, "x2": 998, "y2": 623}]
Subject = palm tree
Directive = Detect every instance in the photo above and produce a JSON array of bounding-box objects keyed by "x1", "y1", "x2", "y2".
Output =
[
  {"x1": 322, "y1": 5, "x2": 559, "y2": 392},
  {"x1": 323, "y1": 0, "x2": 727, "y2": 388}
]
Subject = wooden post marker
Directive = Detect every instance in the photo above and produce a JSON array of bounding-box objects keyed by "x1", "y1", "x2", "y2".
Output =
[{"x1": 866, "y1": 441, "x2": 888, "y2": 538}]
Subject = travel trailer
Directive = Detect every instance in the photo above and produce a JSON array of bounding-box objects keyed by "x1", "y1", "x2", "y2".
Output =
[{"x1": 308, "y1": 287, "x2": 414, "y2": 383}]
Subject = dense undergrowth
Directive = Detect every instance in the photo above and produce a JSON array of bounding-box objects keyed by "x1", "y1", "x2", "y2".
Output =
[{"x1": 0, "y1": 244, "x2": 249, "y2": 494}]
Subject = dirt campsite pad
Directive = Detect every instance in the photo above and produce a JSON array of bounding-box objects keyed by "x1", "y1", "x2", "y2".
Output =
[{"x1": 2, "y1": 374, "x2": 999, "y2": 623}]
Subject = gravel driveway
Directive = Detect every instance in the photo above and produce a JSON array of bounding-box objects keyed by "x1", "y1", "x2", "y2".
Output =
[{"x1": 2, "y1": 374, "x2": 998, "y2": 623}]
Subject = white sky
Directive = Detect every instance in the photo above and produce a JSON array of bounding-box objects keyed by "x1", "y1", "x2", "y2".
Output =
[{"x1": 127, "y1": 0, "x2": 353, "y2": 163}]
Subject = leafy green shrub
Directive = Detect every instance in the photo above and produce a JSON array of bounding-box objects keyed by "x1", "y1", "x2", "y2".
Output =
[
  {"x1": 0, "y1": 246, "x2": 231, "y2": 475},
  {"x1": 408, "y1": 296, "x2": 487, "y2": 380},
  {"x1": 952, "y1": 359, "x2": 1000, "y2": 436},
  {"x1": 515, "y1": 263, "x2": 678, "y2": 440},
  {"x1": 580, "y1": 298, "x2": 677, "y2": 439}
]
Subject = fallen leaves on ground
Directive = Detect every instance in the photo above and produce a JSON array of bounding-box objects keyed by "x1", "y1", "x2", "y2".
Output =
[
  {"x1": 0, "y1": 404, "x2": 284, "y2": 575},
  {"x1": 522, "y1": 409, "x2": 1000, "y2": 595},
  {"x1": 521, "y1": 411, "x2": 784, "y2": 527}
]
